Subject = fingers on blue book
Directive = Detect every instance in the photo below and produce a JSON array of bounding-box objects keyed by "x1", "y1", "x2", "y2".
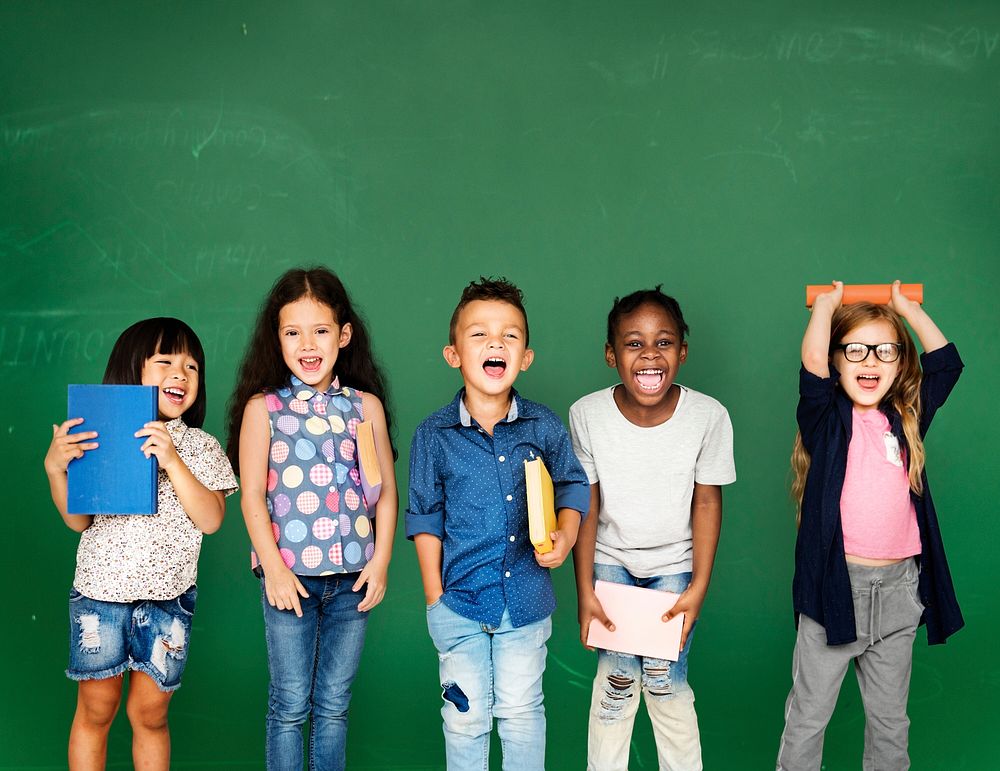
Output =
[{"x1": 67, "y1": 385, "x2": 158, "y2": 515}]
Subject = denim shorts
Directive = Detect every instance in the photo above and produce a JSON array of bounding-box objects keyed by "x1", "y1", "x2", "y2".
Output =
[{"x1": 66, "y1": 585, "x2": 197, "y2": 692}]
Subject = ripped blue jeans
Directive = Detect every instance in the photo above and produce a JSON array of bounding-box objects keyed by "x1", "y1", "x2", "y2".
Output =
[
  {"x1": 588, "y1": 564, "x2": 702, "y2": 771},
  {"x1": 66, "y1": 585, "x2": 197, "y2": 692},
  {"x1": 426, "y1": 599, "x2": 550, "y2": 770}
]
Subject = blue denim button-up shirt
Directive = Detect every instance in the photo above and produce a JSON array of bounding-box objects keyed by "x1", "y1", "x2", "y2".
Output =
[{"x1": 406, "y1": 389, "x2": 590, "y2": 627}]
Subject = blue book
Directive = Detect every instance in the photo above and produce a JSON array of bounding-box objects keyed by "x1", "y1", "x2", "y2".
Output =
[{"x1": 67, "y1": 385, "x2": 158, "y2": 515}]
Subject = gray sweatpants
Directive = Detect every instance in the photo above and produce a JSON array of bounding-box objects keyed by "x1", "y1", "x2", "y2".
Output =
[{"x1": 776, "y1": 558, "x2": 923, "y2": 771}]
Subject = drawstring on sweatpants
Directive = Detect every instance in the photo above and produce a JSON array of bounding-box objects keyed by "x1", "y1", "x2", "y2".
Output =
[{"x1": 868, "y1": 577, "x2": 883, "y2": 646}]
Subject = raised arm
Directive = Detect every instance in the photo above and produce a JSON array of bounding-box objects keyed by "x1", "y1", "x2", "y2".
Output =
[
  {"x1": 801, "y1": 281, "x2": 844, "y2": 377},
  {"x1": 889, "y1": 280, "x2": 948, "y2": 353}
]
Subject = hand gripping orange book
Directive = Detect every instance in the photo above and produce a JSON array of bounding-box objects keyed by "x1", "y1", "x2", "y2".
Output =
[
  {"x1": 805, "y1": 283, "x2": 923, "y2": 307},
  {"x1": 524, "y1": 456, "x2": 556, "y2": 554}
]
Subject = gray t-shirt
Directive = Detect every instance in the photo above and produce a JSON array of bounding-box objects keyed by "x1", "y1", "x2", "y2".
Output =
[{"x1": 569, "y1": 385, "x2": 736, "y2": 577}]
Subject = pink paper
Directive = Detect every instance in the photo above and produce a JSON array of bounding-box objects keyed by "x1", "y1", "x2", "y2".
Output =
[{"x1": 586, "y1": 580, "x2": 685, "y2": 661}]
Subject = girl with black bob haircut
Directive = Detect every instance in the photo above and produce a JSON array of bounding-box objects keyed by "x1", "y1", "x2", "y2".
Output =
[
  {"x1": 104, "y1": 317, "x2": 208, "y2": 427},
  {"x1": 45, "y1": 316, "x2": 237, "y2": 768}
]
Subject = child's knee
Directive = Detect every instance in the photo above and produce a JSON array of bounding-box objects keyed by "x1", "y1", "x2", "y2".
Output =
[
  {"x1": 594, "y1": 665, "x2": 641, "y2": 722},
  {"x1": 76, "y1": 681, "x2": 123, "y2": 729},
  {"x1": 439, "y1": 679, "x2": 490, "y2": 737},
  {"x1": 641, "y1": 659, "x2": 676, "y2": 700},
  {"x1": 74, "y1": 707, "x2": 118, "y2": 734},
  {"x1": 126, "y1": 690, "x2": 171, "y2": 732}
]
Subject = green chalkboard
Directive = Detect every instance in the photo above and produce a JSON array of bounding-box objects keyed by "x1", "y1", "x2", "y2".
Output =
[{"x1": 2, "y1": 1, "x2": 998, "y2": 768}]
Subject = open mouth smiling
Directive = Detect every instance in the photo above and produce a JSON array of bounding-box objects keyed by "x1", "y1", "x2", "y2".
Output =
[
  {"x1": 634, "y1": 368, "x2": 664, "y2": 391},
  {"x1": 856, "y1": 373, "x2": 881, "y2": 391},
  {"x1": 483, "y1": 357, "x2": 507, "y2": 378},
  {"x1": 162, "y1": 386, "x2": 186, "y2": 405},
  {"x1": 300, "y1": 357, "x2": 322, "y2": 372}
]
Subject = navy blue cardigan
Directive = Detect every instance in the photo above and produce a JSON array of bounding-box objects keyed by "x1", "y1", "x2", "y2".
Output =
[{"x1": 793, "y1": 343, "x2": 964, "y2": 646}]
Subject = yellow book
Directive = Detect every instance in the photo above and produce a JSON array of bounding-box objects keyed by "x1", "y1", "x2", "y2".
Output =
[
  {"x1": 525, "y1": 456, "x2": 556, "y2": 554},
  {"x1": 356, "y1": 420, "x2": 382, "y2": 506}
]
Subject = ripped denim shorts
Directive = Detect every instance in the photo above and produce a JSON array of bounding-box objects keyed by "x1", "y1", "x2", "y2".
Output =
[{"x1": 66, "y1": 585, "x2": 197, "y2": 692}]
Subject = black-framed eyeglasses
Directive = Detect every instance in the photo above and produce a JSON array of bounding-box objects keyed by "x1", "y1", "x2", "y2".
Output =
[{"x1": 833, "y1": 342, "x2": 902, "y2": 363}]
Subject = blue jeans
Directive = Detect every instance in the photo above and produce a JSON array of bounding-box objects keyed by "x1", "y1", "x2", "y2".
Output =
[
  {"x1": 426, "y1": 600, "x2": 551, "y2": 770},
  {"x1": 589, "y1": 564, "x2": 702, "y2": 771},
  {"x1": 66, "y1": 585, "x2": 197, "y2": 692},
  {"x1": 262, "y1": 574, "x2": 368, "y2": 771}
]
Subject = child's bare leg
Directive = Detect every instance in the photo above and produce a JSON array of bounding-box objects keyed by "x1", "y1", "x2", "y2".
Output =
[
  {"x1": 126, "y1": 671, "x2": 173, "y2": 771},
  {"x1": 69, "y1": 677, "x2": 123, "y2": 771}
]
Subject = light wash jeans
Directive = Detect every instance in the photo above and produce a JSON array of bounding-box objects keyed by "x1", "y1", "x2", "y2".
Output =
[
  {"x1": 588, "y1": 563, "x2": 702, "y2": 771},
  {"x1": 426, "y1": 599, "x2": 551, "y2": 770},
  {"x1": 262, "y1": 574, "x2": 368, "y2": 771}
]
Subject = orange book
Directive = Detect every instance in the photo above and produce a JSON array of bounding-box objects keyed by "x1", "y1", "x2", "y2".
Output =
[
  {"x1": 524, "y1": 457, "x2": 556, "y2": 554},
  {"x1": 356, "y1": 420, "x2": 381, "y2": 507},
  {"x1": 805, "y1": 283, "x2": 923, "y2": 307}
]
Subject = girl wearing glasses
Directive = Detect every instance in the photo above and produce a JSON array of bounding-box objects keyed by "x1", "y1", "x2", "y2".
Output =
[{"x1": 776, "y1": 280, "x2": 965, "y2": 771}]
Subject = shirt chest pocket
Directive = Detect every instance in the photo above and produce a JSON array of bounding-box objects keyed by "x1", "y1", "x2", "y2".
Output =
[
  {"x1": 882, "y1": 432, "x2": 904, "y2": 467},
  {"x1": 503, "y1": 439, "x2": 546, "y2": 495}
]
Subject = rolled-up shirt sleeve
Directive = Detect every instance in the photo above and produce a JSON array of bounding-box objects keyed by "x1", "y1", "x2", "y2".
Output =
[
  {"x1": 543, "y1": 413, "x2": 591, "y2": 517},
  {"x1": 405, "y1": 422, "x2": 445, "y2": 539}
]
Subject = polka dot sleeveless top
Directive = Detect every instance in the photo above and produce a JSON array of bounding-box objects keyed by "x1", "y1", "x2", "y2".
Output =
[{"x1": 251, "y1": 375, "x2": 375, "y2": 576}]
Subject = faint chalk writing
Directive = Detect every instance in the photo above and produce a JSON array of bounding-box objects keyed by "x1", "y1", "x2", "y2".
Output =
[
  {"x1": 656, "y1": 24, "x2": 1000, "y2": 71},
  {"x1": 0, "y1": 325, "x2": 108, "y2": 367},
  {"x1": 154, "y1": 179, "x2": 265, "y2": 212},
  {"x1": 704, "y1": 101, "x2": 798, "y2": 183},
  {"x1": 193, "y1": 243, "x2": 273, "y2": 279},
  {"x1": 191, "y1": 94, "x2": 225, "y2": 159}
]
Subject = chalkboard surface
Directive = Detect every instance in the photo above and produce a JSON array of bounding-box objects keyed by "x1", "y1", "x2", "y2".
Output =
[{"x1": 2, "y1": 2, "x2": 998, "y2": 768}]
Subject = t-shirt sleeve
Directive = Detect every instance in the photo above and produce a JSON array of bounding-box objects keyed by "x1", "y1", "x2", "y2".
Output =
[
  {"x1": 568, "y1": 401, "x2": 599, "y2": 484},
  {"x1": 192, "y1": 433, "x2": 239, "y2": 495},
  {"x1": 695, "y1": 404, "x2": 736, "y2": 486},
  {"x1": 405, "y1": 423, "x2": 445, "y2": 539}
]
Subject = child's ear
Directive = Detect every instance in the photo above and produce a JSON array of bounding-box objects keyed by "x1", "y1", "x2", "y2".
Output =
[
  {"x1": 605, "y1": 343, "x2": 616, "y2": 369},
  {"x1": 520, "y1": 348, "x2": 534, "y2": 371},
  {"x1": 679, "y1": 341, "x2": 688, "y2": 364},
  {"x1": 339, "y1": 323, "x2": 353, "y2": 349},
  {"x1": 442, "y1": 345, "x2": 461, "y2": 369}
]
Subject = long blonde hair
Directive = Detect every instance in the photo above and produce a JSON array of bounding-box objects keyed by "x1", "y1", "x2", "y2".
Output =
[{"x1": 792, "y1": 303, "x2": 925, "y2": 520}]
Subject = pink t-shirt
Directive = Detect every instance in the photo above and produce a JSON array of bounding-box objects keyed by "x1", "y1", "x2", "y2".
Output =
[{"x1": 840, "y1": 409, "x2": 922, "y2": 559}]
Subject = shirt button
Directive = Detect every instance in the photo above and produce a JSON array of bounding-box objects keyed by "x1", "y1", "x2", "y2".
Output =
[
  {"x1": 498, "y1": 455, "x2": 506, "y2": 462},
  {"x1": 330, "y1": 486, "x2": 336, "y2": 492},
  {"x1": 326, "y1": 456, "x2": 334, "y2": 462},
  {"x1": 504, "y1": 571, "x2": 511, "y2": 578},
  {"x1": 506, "y1": 494, "x2": 513, "y2": 502},
  {"x1": 509, "y1": 535, "x2": 515, "y2": 542}
]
